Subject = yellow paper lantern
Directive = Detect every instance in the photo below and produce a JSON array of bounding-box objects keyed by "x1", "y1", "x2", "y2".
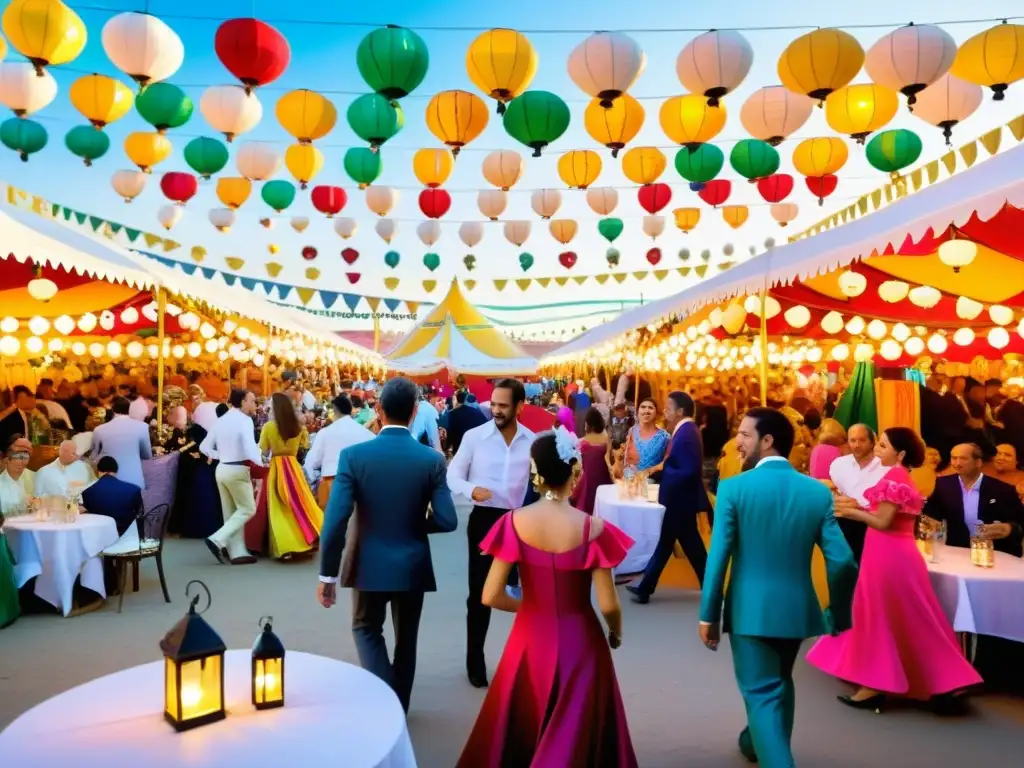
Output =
[
  {"x1": 124, "y1": 131, "x2": 171, "y2": 173},
  {"x1": 621, "y1": 146, "x2": 666, "y2": 186},
  {"x1": 216, "y1": 177, "x2": 252, "y2": 210},
  {"x1": 2, "y1": 0, "x2": 87, "y2": 73},
  {"x1": 412, "y1": 148, "x2": 453, "y2": 188},
  {"x1": 722, "y1": 205, "x2": 749, "y2": 230},
  {"x1": 557, "y1": 149, "x2": 602, "y2": 189},
  {"x1": 659, "y1": 94, "x2": 726, "y2": 146},
  {"x1": 275, "y1": 89, "x2": 336, "y2": 143},
  {"x1": 825, "y1": 83, "x2": 899, "y2": 143},
  {"x1": 585, "y1": 93, "x2": 644, "y2": 157},
  {"x1": 69, "y1": 73, "x2": 133, "y2": 128},
  {"x1": 792, "y1": 137, "x2": 849, "y2": 178},
  {"x1": 721, "y1": 301, "x2": 747, "y2": 335},
  {"x1": 466, "y1": 28, "x2": 538, "y2": 112},
  {"x1": 950, "y1": 21, "x2": 1024, "y2": 101},
  {"x1": 284, "y1": 143, "x2": 323, "y2": 189},
  {"x1": 778, "y1": 28, "x2": 865, "y2": 102},
  {"x1": 548, "y1": 219, "x2": 577, "y2": 244},
  {"x1": 673, "y1": 207, "x2": 700, "y2": 233},
  {"x1": 425, "y1": 89, "x2": 489, "y2": 156}
]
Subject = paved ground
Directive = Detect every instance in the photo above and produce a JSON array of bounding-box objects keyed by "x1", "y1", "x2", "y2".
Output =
[{"x1": 2, "y1": 508, "x2": 1022, "y2": 767}]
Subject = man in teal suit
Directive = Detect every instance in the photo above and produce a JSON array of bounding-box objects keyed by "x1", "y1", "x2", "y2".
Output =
[{"x1": 699, "y1": 407, "x2": 857, "y2": 767}]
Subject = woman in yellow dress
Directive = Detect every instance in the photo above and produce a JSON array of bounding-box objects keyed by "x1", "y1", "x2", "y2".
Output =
[{"x1": 248, "y1": 393, "x2": 323, "y2": 559}]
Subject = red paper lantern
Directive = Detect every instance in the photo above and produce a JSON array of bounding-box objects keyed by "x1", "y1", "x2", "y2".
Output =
[
  {"x1": 341, "y1": 248, "x2": 359, "y2": 265},
  {"x1": 311, "y1": 185, "x2": 347, "y2": 218},
  {"x1": 646, "y1": 247, "x2": 662, "y2": 266},
  {"x1": 805, "y1": 174, "x2": 838, "y2": 206},
  {"x1": 558, "y1": 251, "x2": 578, "y2": 270},
  {"x1": 637, "y1": 182, "x2": 672, "y2": 214},
  {"x1": 698, "y1": 179, "x2": 731, "y2": 207},
  {"x1": 756, "y1": 173, "x2": 794, "y2": 204},
  {"x1": 159, "y1": 172, "x2": 198, "y2": 206},
  {"x1": 214, "y1": 18, "x2": 291, "y2": 91},
  {"x1": 418, "y1": 188, "x2": 452, "y2": 219},
  {"x1": 346, "y1": 273, "x2": 361, "y2": 284},
  {"x1": 301, "y1": 246, "x2": 317, "y2": 261}
]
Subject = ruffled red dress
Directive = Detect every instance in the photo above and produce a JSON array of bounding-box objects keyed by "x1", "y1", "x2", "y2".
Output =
[{"x1": 456, "y1": 512, "x2": 638, "y2": 768}]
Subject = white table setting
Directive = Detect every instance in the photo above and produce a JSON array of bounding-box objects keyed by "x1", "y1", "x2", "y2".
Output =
[
  {"x1": 0, "y1": 650, "x2": 418, "y2": 768},
  {"x1": 593, "y1": 482, "x2": 666, "y2": 575},
  {"x1": 926, "y1": 545, "x2": 1024, "y2": 643}
]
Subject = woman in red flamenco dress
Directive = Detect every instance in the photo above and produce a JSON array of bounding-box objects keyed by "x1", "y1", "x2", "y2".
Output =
[{"x1": 456, "y1": 427, "x2": 638, "y2": 768}]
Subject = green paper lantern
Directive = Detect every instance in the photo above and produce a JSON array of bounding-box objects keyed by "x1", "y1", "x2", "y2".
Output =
[
  {"x1": 347, "y1": 93, "x2": 404, "y2": 151},
  {"x1": 343, "y1": 147, "x2": 383, "y2": 188},
  {"x1": 463, "y1": 254, "x2": 476, "y2": 271},
  {"x1": 184, "y1": 137, "x2": 229, "y2": 180},
  {"x1": 65, "y1": 125, "x2": 109, "y2": 167},
  {"x1": 674, "y1": 143, "x2": 724, "y2": 183},
  {"x1": 503, "y1": 91, "x2": 570, "y2": 157},
  {"x1": 729, "y1": 139, "x2": 780, "y2": 181},
  {"x1": 678, "y1": 248, "x2": 691, "y2": 262},
  {"x1": 136, "y1": 83, "x2": 194, "y2": 132},
  {"x1": 261, "y1": 180, "x2": 296, "y2": 213},
  {"x1": 518, "y1": 252, "x2": 534, "y2": 272},
  {"x1": 422, "y1": 252, "x2": 440, "y2": 272},
  {"x1": 356, "y1": 25, "x2": 430, "y2": 100},
  {"x1": 384, "y1": 250, "x2": 401, "y2": 269},
  {"x1": 1, "y1": 118, "x2": 47, "y2": 161},
  {"x1": 598, "y1": 217, "x2": 624, "y2": 243},
  {"x1": 606, "y1": 247, "x2": 620, "y2": 266},
  {"x1": 865, "y1": 129, "x2": 923, "y2": 175}
]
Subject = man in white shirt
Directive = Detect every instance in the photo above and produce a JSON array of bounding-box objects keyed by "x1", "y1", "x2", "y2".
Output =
[
  {"x1": 305, "y1": 394, "x2": 373, "y2": 508},
  {"x1": 300, "y1": 383, "x2": 317, "y2": 412},
  {"x1": 447, "y1": 378, "x2": 535, "y2": 688},
  {"x1": 200, "y1": 388, "x2": 265, "y2": 565},
  {"x1": 829, "y1": 424, "x2": 888, "y2": 562},
  {"x1": 34, "y1": 440, "x2": 96, "y2": 498}
]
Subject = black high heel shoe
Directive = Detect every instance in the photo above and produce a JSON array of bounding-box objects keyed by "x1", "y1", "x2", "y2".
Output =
[{"x1": 838, "y1": 693, "x2": 886, "y2": 713}]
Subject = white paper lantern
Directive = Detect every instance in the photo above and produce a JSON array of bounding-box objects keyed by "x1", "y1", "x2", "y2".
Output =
[
  {"x1": 99, "y1": 310, "x2": 116, "y2": 331},
  {"x1": 838, "y1": 270, "x2": 867, "y2": 297},
  {"x1": 0, "y1": 62, "x2": 58, "y2": 117},
  {"x1": 126, "y1": 341, "x2": 144, "y2": 358},
  {"x1": 831, "y1": 343, "x2": 850, "y2": 361},
  {"x1": 953, "y1": 327, "x2": 975, "y2": 346},
  {"x1": 77, "y1": 313, "x2": 98, "y2": 333},
  {"x1": 937, "y1": 239, "x2": 977, "y2": 272},
  {"x1": 374, "y1": 218, "x2": 397, "y2": 243},
  {"x1": 854, "y1": 343, "x2": 875, "y2": 362},
  {"x1": 956, "y1": 295, "x2": 983, "y2": 320},
  {"x1": 568, "y1": 32, "x2": 646, "y2": 104},
  {"x1": 677, "y1": 30, "x2": 753, "y2": 104},
  {"x1": 48, "y1": 338, "x2": 64, "y2": 353},
  {"x1": 482, "y1": 150, "x2": 524, "y2": 190},
  {"x1": 890, "y1": 323, "x2": 911, "y2": 342},
  {"x1": 530, "y1": 189, "x2": 562, "y2": 219},
  {"x1": 503, "y1": 220, "x2": 532, "y2": 247},
  {"x1": 235, "y1": 141, "x2": 283, "y2": 181},
  {"x1": 867, "y1": 319, "x2": 888, "y2": 340},
  {"x1": 783, "y1": 305, "x2": 811, "y2": 328},
  {"x1": 157, "y1": 204, "x2": 184, "y2": 231},
  {"x1": 845, "y1": 316, "x2": 866, "y2": 335},
  {"x1": 477, "y1": 189, "x2": 508, "y2": 220},
  {"x1": 0, "y1": 335, "x2": 20, "y2": 356},
  {"x1": 52, "y1": 315, "x2": 74, "y2": 335},
  {"x1": 878, "y1": 280, "x2": 910, "y2": 303},
  {"x1": 989, "y1": 305, "x2": 1014, "y2": 326},
  {"x1": 27, "y1": 316, "x2": 49, "y2": 336},
  {"x1": 24, "y1": 337, "x2": 43, "y2": 354},
  {"x1": 908, "y1": 285, "x2": 941, "y2": 309},
  {"x1": 740, "y1": 86, "x2": 814, "y2": 145},
  {"x1": 199, "y1": 85, "x2": 262, "y2": 142},
  {"x1": 904, "y1": 337, "x2": 925, "y2": 356},
  {"x1": 111, "y1": 169, "x2": 147, "y2": 203},
  {"x1": 107, "y1": 341, "x2": 123, "y2": 358},
  {"x1": 333, "y1": 218, "x2": 358, "y2": 239},
  {"x1": 642, "y1": 216, "x2": 665, "y2": 240},
  {"x1": 27, "y1": 276, "x2": 58, "y2": 302},
  {"x1": 187, "y1": 342, "x2": 202, "y2": 358},
  {"x1": 89, "y1": 342, "x2": 105, "y2": 358},
  {"x1": 821, "y1": 311, "x2": 844, "y2": 334},
  {"x1": 72, "y1": 341, "x2": 87, "y2": 356},
  {"x1": 458, "y1": 221, "x2": 484, "y2": 248},
  {"x1": 865, "y1": 24, "x2": 956, "y2": 104},
  {"x1": 586, "y1": 187, "x2": 618, "y2": 215},
  {"x1": 880, "y1": 339, "x2": 903, "y2": 361},
  {"x1": 912, "y1": 73, "x2": 982, "y2": 144},
  {"x1": 120, "y1": 306, "x2": 140, "y2": 325},
  {"x1": 172, "y1": 344, "x2": 185, "y2": 359},
  {"x1": 102, "y1": 11, "x2": 184, "y2": 86},
  {"x1": 988, "y1": 327, "x2": 1010, "y2": 349},
  {"x1": 0, "y1": 317, "x2": 17, "y2": 334},
  {"x1": 806, "y1": 346, "x2": 823, "y2": 363},
  {"x1": 290, "y1": 215, "x2": 310, "y2": 233},
  {"x1": 208, "y1": 208, "x2": 236, "y2": 232}
]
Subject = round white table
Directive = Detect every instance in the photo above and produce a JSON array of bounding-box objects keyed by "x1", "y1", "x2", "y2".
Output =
[
  {"x1": 593, "y1": 484, "x2": 666, "y2": 575},
  {"x1": 3, "y1": 513, "x2": 118, "y2": 616},
  {"x1": 0, "y1": 650, "x2": 417, "y2": 768},
  {"x1": 927, "y1": 545, "x2": 1024, "y2": 643}
]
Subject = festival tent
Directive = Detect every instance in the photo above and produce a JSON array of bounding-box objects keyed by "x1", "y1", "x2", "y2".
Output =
[{"x1": 389, "y1": 279, "x2": 538, "y2": 377}]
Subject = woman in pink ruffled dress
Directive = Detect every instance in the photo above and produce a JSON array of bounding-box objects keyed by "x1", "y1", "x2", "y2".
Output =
[
  {"x1": 457, "y1": 427, "x2": 637, "y2": 767},
  {"x1": 806, "y1": 427, "x2": 982, "y2": 711}
]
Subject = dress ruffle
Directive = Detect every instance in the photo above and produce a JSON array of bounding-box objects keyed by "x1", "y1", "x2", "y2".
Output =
[
  {"x1": 480, "y1": 512, "x2": 635, "y2": 568},
  {"x1": 480, "y1": 513, "x2": 522, "y2": 563},
  {"x1": 863, "y1": 476, "x2": 924, "y2": 515}
]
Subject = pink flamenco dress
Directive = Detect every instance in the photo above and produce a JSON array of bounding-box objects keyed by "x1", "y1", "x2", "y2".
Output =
[
  {"x1": 806, "y1": 465, "x2": 982, "y2": 699},
  {"x1": 456, "y1": 513, "x2": 639, "y2": 768}
]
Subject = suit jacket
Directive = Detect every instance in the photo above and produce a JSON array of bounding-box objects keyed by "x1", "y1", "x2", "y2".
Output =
[
  {"x1": 699, "y1": 460, "x2": 858, "y2": 639},
  {"x1": 0, "y1": 409, "x2": 31, "y2": 451},
  {"x1": 923, "y1": 474, "x2": 1024, "y2": 557},
  {"x1": 320, "y1": 427, "x2": 458, "y2": 591},
  {"x1": 446, "y1": 404, "x2": 487, "y2": 455},
  {"x1": 82, "y1": 474, "x2": 144, "y2": 537},
  {"x1": 91, "y1": 415, "x2": 153, "y2": 489},
  {"x1": 658, "y1": 421, "x2": 710, "y2": 520}
]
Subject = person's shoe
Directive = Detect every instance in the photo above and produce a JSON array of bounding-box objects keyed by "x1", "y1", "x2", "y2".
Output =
[
  {"x1": 205, "y1": 538, "x2": 227, "y2": 564},
  {"x1": 626, "y1": 585, "x2": 649, "y2": 604},
  {"x1": 737, "y1": 728, "x2": 758, "y2": 763},
  {"x1": 838, "y1": 693, "x2": 886, "y2": 713},
  {"x1": 506, "y1": 585, "x2": 522, "y2": 600},
  {"x1": 931, "y1": 693, "x2": 969, "y2": 716},
  {"x1": 230, "y1": 555, "x2": 257, "y2": 565},
  {"x1": 467, "y1": 656, "x2": 489, "y2": 688}
]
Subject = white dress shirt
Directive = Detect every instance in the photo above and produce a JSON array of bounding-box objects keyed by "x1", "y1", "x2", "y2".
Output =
[
  {"x1": 199, "y1": 408, "x2": 262, "y2": 464},
  {"x1": 304, "y1": 416, "x2": 373, "y2": 479},
  {"x1": 447, "y1": 420, "x2": 535, "y2": 509},
  {"x1": 37, "y1": 399, "x2": 72, "y2": 428},
  {"x1": 829, "y1": 454, "x2": 889, "y2": 506},
  {"x1": 0, "y1": 469, "x2": 35, "y2": 515},
  {"x1": 34, "y1": 458, "x2": 95, "y2": 497},
  {"x1": 410, "y1": 400, "x2": 442, "y2": 452},
  {"x1": 301, "y1": 389, "x2": 316, "y2": 411}
]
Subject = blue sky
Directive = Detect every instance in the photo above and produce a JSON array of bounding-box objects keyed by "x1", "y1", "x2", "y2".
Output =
[{"x1": 5, "y1": 0, "x2": 1023, "y2": 337}]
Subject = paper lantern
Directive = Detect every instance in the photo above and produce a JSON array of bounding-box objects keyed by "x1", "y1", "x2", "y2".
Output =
[
  {"x1": 0, "y1": 335, "x2": 21, "y2": 356},
  {"x1": 586, "y1": 187, "x2": 618, "y2": 216},
  {"x1": 698, "y1": 179, "x2": 731, "y2": 207},
  {"x1": 879, "y1": 339, "x2": 903, "y2": 361},
  {"x1": 891, "y1": 323, "x2": 911, "y2": 342},
  {"x1": 792, "y1": 137, "x2": 848, "y2": 177},
  {"x1": 342, "y1": 147, "x2": 382, "y2": 190},
  {"x1": 676, "y1": 30, "x2": 753, "y2": 106},
  {"x1": 805, "y1": 174, "x2": 839, "y2": 205},
  {"x1": 111, "y1": 169, "x2": 147, "y2": 202},
  {"x1": 938, "y1": 238, "x2": 977, "y2": 272},
  {"x1": 757, "y1": 173, "x2": 794, "y2": 203},
  {"x1": 2, "y1": 0, "x2": 86, "y2": 73},
  {"x1": 867, "y1": 319, "x2": 888, "y2": 340},
  {"x1": 927, "y1": 333, "x2": 948, "y2": 354},
  {"x1": 412, "y1": 148, "x2": 453, "y2": 188},
  {"x1": 673, "y1": 207, "x2": 700, "y2": 233},
  {"x1": 124, "y1": 131, "x2": 172, "y2": 173},
  {"x1": 778, "y1": 28, "x2": 865, "y2": 102},
  {"x1": 558, "y1": 149, "x2": 602, "y2": 189},
  {"x1": 660, "y1": 94, "x2": 726, "y2": 146},
  {"x1": 261, "y1": 179, "x2": 296, "y2": 213},
  {"x1": 722, "y1": 205, "x2": 749, "y2": 230},
  {"x1": 135, "y1": 82, "x2": 193, "y2": 132},
  {"x1": 333, "y1": 218, "x2": 357, "y2": 239},
  {"x1": 208, "y1": 208, "x2": 236, "y2": 232},
  {"x1": 0, "y1": 62, "x2": 56, "y2": 117},
  {"x1": 904, "y1": 337, "x2": 925, "y2": 356},
  {"x1": 101, "y1": 11, "x2": 184, "y2": 86},
  {"x1": 544, "y1": 219, "x2": 575, "y2": 245},
  {"x1": 65, "y1": 125, "x2": 109, "y2": 167},
  {"x1": 784, "y1": 305, "x2": 811, "y2": 328},
  {"x1": 375, "y1": 218, "x2": 397, "y2": 243},
  {"x1": 621, "y1": 146, "x2": 666, "y2": 185},
  {"x1": 567, "y1": 32, "x2": 645, "y2": 106},
  {"x1": 481, "y1": 149, "x2": 523, "y2": 190},
  {"x1": 200, "y1": 85, "x2": 262, "y2": 142},
  {"x1": 865, "y1": 129, "x2": 923, "y2": 175},
  {"x1": 311, "y1": 185, "x2": 347, "y2": 218},
  {"x1": 160, "y1": 171, "x2": 198, "y2": 206},
  {"x1": 673, "y1": 143, "x2": 723, "y2": 184},
  {"x1": 157, "y1": 204, "x2": 183, "y2": 230},
  {"x1": 845, "y1": 316, "x2": 866, "y2": 335},
  {"x1": 730, "y1": 139, "x2": 780, "y2": 181},
  {"x1": 831, "y1": 343, "x2": 850, "y2": 361},
  {"x1": 878, "y1": 280, "x2": 909, "y2": 303},
  {"x1": 531, "y1": 189, "x2": 562, "y2": 219},
  {"x1": 184, "y1": 136, "x2": 229, "y2": 180},
  {"x1": 365, "y1": 186, "x2": 398, "y2": 216},
  {"x1": 458, "y1": 221, "x2": 483, "y2": 248},
  {"x1": 854, "y1": 343, "x2": 875, "y2": 363},
  {"x1": 77, "y1": 313, "x2": 97, "y2": 332},
  {"x1": 584, "y1": 93, "x2": 643, "y2": 156},
  {"x1": 642, "y1": 216, "x2": 665, "y2": 240},
  {"x1": 0, "y1": 317, "x2": 18, "y2": 333},
  {"x1": 911, "y1": 73, "x2": 983, "y2": 145},
  {"x1": 281, "y1": 143, "x2": 321, "y2": 189},
  {"x1": 597, "y1": 218, "x2": 623, "y2": 243},
  {"x1": 865, "y1": 24, "x2": 957, "y2": 108},
  {"x1": 214, "y1": 18, "x2": 290, "y2": 92},
  {"x1": 416, "y1": 220, "x2": 441, "y2": 247},
  {"x1": 740, "y1": 86, "x2": 814, "y2": 146},
  {"x1": 907, "y1": 285, "x2": 941, "y2": 308},
  {"x1": 356, "y1": 25, "x2": 429, "y2": 100},
  {"x1": 825, "y1": 84, "x2": 899, "y2": 144},
  {"x1": 770, "y1": 203, "x2": 799, "y2": 227},
  {"x1": 502, "y1": 91, "x2": 570, "y2": 156},
  {"x1": 424, "y1": 89, "x2": 487, "y2": 156},
  {"x1": 721, "y1": 302, "x2": 747, "y2": 335},
  {"x1": 477, "y1": 189, "x2": 507, "y2": 220},
  {"x1": 988, "y1": 327, "x2": 1010, "y2": 349},
  {"x1": 503, "y1": 220, "x2": 531, "y2": 247},
  {"x1": 236, "y1": 141, "x2": 282, "y2": 181},
  {"x1": 951, "y1": 21, "x2": 1024, "y2": 100},
  {"x1": 216, "y1": 176, "x2": 252, "y2": 209},
  {"x1": 953, "y1": 327, "x2": 976, "y2": 346},
  {"x1": 638, "y1": 183, "x2": 671, "y2": 214},
  {"x1": 418, "y1": 188, "x2": 451, "y2": 219},
  {"x1": 347, "y1": 93, "x2": 404, "y2": 151},
  {"x1": 989, "y1": 305, "x2": 1014, "y2": 326},
  {"x1": 466, "y1": 28, "x2": 537, "y2": 113},
  {"x1": 68, "y1": 73, "x2": 133, "y2": 128}
]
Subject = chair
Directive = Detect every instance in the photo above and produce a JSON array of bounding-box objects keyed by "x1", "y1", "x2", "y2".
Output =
[{"x1": 103, "y1": 503, "x2": 172, "y2": 613}]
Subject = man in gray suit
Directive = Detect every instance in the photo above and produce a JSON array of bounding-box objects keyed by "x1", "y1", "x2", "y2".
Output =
[
  {"x1": 317, "y1": 377, "x2": 457, "y2": 713},
  {"x1": 91, "y1": 396, "x2": 152, "y2": 489}
]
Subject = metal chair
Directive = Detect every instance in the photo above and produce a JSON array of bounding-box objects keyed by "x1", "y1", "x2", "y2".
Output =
[{"x1": 103, "y1": 503, "x2": 172, "y2": 613}]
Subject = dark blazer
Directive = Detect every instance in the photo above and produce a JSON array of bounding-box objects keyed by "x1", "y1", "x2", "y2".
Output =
[
  {"x1": 923, "y1": 474, "x2": 1024, "y2": 557},
  {"x1": 446, "y1": 404, "x2": 487, "y2": 455},
  {"x1": 320, "y1": 427, "x2": 458, "y2": 591},
  {"x1": 659, "y1": 421, "x2": 710, "y2": 520},
  {"x1": 0, "y1": 410, "x2": 30, "y2": 451},
  {"x1": 82, "y1": 474, "x2": 144, "y2": 537}
]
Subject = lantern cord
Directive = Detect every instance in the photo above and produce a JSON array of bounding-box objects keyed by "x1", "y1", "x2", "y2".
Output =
[{"x1": 185, "y1": 580, "x2": 213, "y2": 615}]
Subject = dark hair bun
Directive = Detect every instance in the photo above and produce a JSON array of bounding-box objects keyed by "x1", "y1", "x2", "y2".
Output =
[{"x1": 530, "y1": 433, "x2": 576, "y2": 489}]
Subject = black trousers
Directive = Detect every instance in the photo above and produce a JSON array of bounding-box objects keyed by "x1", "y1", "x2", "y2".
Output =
[
  {"x1": 466, "y1": 506, "x2": 518, "y2": 671},
  {"x1": 838, "y1": 518, "x2": 867, "y2": 563},
  {"x1": 636, "y1": 510, "x2": 707, "y2": 595},
  {"x1": 351, "y1": 589, "x2": 425, "y2": 713}
]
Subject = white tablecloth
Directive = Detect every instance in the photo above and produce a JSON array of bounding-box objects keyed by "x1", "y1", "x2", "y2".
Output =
[
  {"x1": 4, "y1": 513, "x2": 118, "y2": 616},
  {"x1": 0, "y1": 650, "x2": 417, "y2": 768},
  {"x1": 927, "y1": 546, "x2": 1024, "y2": 643},
  {"x1": 593, "y1": 484, "x2": 666, "y2": 575}
]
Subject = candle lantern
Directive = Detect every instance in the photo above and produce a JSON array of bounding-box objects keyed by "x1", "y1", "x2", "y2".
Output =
[
  {"x1": 252, "y1": 615, "x2": 285, "y2": 710},
  {"x1": 970, "y1": 536, "x2": 995, "y2": 568},
  {"x1": 160, "y1": 580, "x2": 226, "y2": 732}
]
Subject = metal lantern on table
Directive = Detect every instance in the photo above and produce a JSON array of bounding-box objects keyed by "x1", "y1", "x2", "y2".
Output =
[
  {"x1": 252, "y1": 615, "x2": 285, "y2": 710},
  {"x1": 160, "y1": 580, "x2": 226, "y2": 731}
]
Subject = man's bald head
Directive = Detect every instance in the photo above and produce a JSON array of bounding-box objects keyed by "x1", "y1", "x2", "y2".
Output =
[
  {"x1": 951, "y1": 443, "x2": 984, "y2": 479},
  {"x1": 847, "y1": 423, "x2": 876, "y2": 461},
  {"x1": 58, "y1": 440, "x2": 78, "y2": 465}
]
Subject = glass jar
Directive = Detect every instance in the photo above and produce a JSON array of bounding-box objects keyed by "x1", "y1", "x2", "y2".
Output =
[{"x1": 970, "y1": 524, "x2": 995, "y2": 568}]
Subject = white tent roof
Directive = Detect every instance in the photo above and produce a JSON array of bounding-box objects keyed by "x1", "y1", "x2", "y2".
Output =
[
  {"x1": 391, "y1": 313, "x2": 538, "y2": 377},
  {"x1": 548, "y1": 141, "x2": 1024, "y2": 360}
]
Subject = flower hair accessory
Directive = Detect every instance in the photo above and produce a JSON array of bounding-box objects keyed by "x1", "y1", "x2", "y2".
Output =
[{"x1": 553, "y1": 425, "x2": 582, "y2": 465}]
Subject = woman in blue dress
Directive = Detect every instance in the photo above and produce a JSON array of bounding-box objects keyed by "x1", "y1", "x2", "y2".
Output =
[{"x1": 615, "y1": 399, "x2": 671, "y2": 480}]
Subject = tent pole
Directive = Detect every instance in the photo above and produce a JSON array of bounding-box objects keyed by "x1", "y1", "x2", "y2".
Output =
[
  {"x1": 156, "y1": 288, "x2": 166, "y2": 430},
  {"x1": 758, "y1": 290, "x2": 769, "y2": 404},
  {"x1": 263, "y1": 328, "x2": 272, "y2": 396},
  {"x1": 373, "y1": 312, "x2": 380, "y2": 354}
]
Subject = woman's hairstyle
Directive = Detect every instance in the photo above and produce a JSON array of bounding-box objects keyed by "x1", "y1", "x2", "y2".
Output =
[
  {"x1": 884, "y1": 427, "x2": 926, "y2": 469},
  {"x1": 530, "y1": 432, "x2": 578, "y2": 491},
  {"x1": 638, "y1": 397, "x2": 658, "y2": 410},
  {"x1": 584, "y1": 406, "x2": 605, "y2": 434},
  {"x1": 817, "y1": 418, "x2": 847, "y2": 447},
  {"x1": 271, "y1": 392, "x2": 301, "y2": 441}
]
